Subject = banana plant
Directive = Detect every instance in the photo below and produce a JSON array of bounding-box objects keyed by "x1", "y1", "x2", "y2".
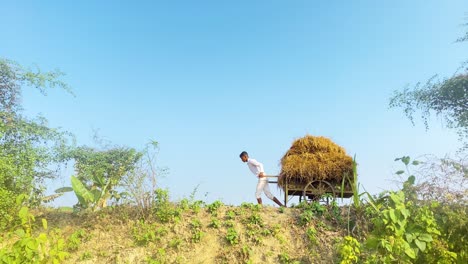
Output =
[{"x1": 56, "y1": 175, "x2": 114, "y2": 211}]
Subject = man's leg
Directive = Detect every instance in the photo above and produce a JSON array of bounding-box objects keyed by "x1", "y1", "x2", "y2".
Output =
[
  {"x1": 263, "y1": 181, "x2": 284, "y2": 207},
  {"x1": 255, "y1": 179, "x2": 267, "y2": 204}
]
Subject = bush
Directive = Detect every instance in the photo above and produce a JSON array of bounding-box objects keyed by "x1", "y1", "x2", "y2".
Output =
[{"x1": 0, "y1": 188, "x2": 18, "y2": 231}]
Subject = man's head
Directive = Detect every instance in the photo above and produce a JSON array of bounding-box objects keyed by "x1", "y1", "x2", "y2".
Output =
[{"x1": 239, "y1": 151, "x2": 249, "y2": 162}]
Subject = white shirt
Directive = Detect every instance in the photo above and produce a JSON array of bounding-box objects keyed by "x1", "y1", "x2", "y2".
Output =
[{"x1": 247, "y1": 158, "x2": 264, "y2": 178}]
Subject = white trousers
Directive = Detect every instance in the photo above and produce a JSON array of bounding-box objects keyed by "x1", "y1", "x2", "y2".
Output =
[{"x1": 256, "y1": 178, "x2": 274, "y2": 200}]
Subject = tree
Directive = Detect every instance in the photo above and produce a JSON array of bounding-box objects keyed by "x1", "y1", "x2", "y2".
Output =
[
  {"x1": 0, "y1": 58, "x2": 73, "y2": 200},
  {"x1": 66, "y1": 146, "x2": 143, "y2": 209},
  {"x1": 389, "y1": 23, "x2": 468, "y2": 146}
]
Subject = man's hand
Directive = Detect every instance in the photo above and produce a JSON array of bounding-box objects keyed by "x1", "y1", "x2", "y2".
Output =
[{"x1": 258, "y1": 172, "x2": 265, "y2": 178}]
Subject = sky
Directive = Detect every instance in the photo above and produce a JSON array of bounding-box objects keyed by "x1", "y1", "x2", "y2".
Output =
[{"x1": 1, "y1": 0, "x2": 467, "y2": 206}]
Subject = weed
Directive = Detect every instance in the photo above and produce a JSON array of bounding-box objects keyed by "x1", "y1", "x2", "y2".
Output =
[
  {"x1": 79, "y1": 251, "x2": 93, "y2": 261},
  {"x1": 191, "y1": 230, "x2": 205, "y2": 243},
  {"x1": 246, "y1": 213, "x2": 263, "y2": 226},
  {"x1": 207, "y1": 200, "x2": 224, "y2": 216},
  {"x1": 337, "y1": 236, "x2": 360, "y2": 264},
  {"x1": 226, "y1": 228, "x2": 239, "y2": 245},
  {"x1": 132, "y1": 221, "x2": 167, "y2": 245},
  {"x1": 209, "y1": 218, "x2": 221, "y2": 229},
  {"x1": 306, "y1": 226, "x2": 317, "y2": 245},
  {"x1": 298, "y1": 209, "x2": 314, "y2": 226},
  {"x1": 190, "y1": 219, "x2": 202, "y2": 229},
  {"x1": 169, "y1": 238, "x2": 183, "y2": 250},
  {"x1": 66, "y1": 228, "x2": 89, "y2": 251},
  {"x1": 225, "y1": 210, "x2": 236, "y2": 220},
  {"x1": 224, "y1": 220, "x2": 235, "y2": 228}
]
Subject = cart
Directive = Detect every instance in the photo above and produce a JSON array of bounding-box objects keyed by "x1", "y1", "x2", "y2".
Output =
[{"x1": 267, "y1": 175, "x2": 354, "y2": 207}]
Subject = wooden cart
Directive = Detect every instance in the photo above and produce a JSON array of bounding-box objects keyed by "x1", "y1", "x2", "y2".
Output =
[{"x1": 267, "y1": 176, "x2": 354, "y2": 207}]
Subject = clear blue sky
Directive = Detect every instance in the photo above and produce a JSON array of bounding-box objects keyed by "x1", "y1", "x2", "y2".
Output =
[{"x1": 1, "y1": 1, "x2": 467, "y2": 206}]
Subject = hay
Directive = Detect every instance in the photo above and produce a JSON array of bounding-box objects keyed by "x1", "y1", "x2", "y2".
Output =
[{"x1": 279, "y1": 135, "x2": 354, "y2": 188}]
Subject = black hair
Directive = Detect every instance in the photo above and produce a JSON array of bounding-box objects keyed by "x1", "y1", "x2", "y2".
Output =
[{"x1": 239, "y1": 151, "x2": 248, "y2": 158}]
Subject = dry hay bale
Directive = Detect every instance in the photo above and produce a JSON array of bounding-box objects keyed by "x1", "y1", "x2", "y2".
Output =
[{"x1": 279, "y1": 135, "x2": 353, "y2": 188}]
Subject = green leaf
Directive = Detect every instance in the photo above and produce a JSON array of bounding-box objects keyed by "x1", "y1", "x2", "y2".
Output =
[
  {"x1": 415, "y1": 239, "x2": 426, "y2": 252},
  {"x1": 71, "y1": 176, "x2": 94, "y2": 206},
  {"x1": 407, "y1": 175, "x2": 415, "y2": 185},
  {"x1": 389, "y1": 209, "x2": 397, "y2": 223},
  {"x1": 412, "y1": 160, "x2": 420, "y2": 166},
  {"x1": 15, "y1": 229, "x2": 25, "y2": 238},
  {"x1": 402, "y1": 156, "x2": 410, "y2": 166},
  {"x1": 395, "y1": 170, "x2": 405, "y2": 175},
  {"x1": 418, "y1": 233, "x2": 433, "y2": 242},
  {"x1": 55, "y1": 187, "x2": 73, "y2": 193},
  {"x1": 405, "y1": 247, "x2": 416, "y2": 259},
  {"x1": 42, "y1": 219, "x2": 48, "y2": 230}
]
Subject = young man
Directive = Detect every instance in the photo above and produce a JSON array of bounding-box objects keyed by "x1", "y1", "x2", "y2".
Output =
[{"x1": 239, "y1": 151, "x2": 284, "y2": 207}]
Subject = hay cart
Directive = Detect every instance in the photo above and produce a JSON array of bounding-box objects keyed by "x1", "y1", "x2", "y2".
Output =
[{"x1": 267, "y1": 176, "x2": 353, "y2": 207}]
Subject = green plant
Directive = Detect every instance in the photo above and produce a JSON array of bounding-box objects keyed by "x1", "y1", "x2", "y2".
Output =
[
  {"x1": 0, "y1": 189, "x2": 19, "y2": 231},
  {"x1": 190, "y1": 200, "x2": 204, "y2": 214},
  {"x1": 209, "y1": 218, "x2": 221, "y2": 229},
  {"x1": 226, "y1": 228, "x2": 239, "y2": 245},
  {"x1": 66, "y1": 228, "x2": 89, "y2": 251},
  {"x1": 306, "y1": 227, "x2": 317, "y2": 245},
  {"x1": 207, "y1": 200, "x2": 223, "y2": 216},
  {"x1": 79, "y1": 251, "x2": 93, "y2": 261},
  {"x1": 246, "y1": 213, "x2": 263, "y2": 226},
  {"x1": 365, "y1": 190, "x2": 442, "y2": 263},
  {"x1": 190, "y1": 219, "x2": 204, "y2": 243},
  {"x1": 132, "y1": 221, "x2": 167, "y2": 246},
  {"x1": 337, "y1": 236, "x2": 361, "y2": 264},
  {"x1": 191, "y1": 230, "x2": 205, "y2": 243},
  {"x1": 0, "y1": 205, "x2": 69, "y2": 263},
  {"x1": 298, "y1": 209, "x2": 314, "y2": 226},
  {"x1": 225, "y1": 210, "x2": 236, "y2": 220},
  {"x1": 152, "y1": 189, "x2": 181, "y2": 223},
  {"x1": 169, "y1": 238, "x2": 183, "y2": 250},
  {"x1": 278, "y1": 252, "x2": 291, "y2": 264}
]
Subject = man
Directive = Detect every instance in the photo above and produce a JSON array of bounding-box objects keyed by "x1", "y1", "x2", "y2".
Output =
[{"x1": 239, "y1": 151, "x2": 284, "y2": 207}]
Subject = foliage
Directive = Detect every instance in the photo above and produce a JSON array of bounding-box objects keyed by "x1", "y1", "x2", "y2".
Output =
[
  {"x1": 65, "y1": 146, "x2": 142, "y2": 209},
  {"x1": 132, "y1": 221, "x2": 167, "y2": 246},
  {"x1": 389, "y1": 23, "x2": 468, "y2": 146},
  {"x1": 65, "y1": 229, "x2": 89, "y2": 251},
  {"x1": 337, "y1": 236, "x2": 361, "y2": 264},
  {"x1": 0, "y1": 188, "x2": 18, "y2": 231},
  {"x1": 120, "y1": 140, "x2": 166, "y2": 217},
  {"x1": 226, "y1": 227, "x2": 239, "y2": 245},
  {"x1": 0, "y1": 201, "x2": 69, "y2": 263},
  {"x1": 207, "y1": 200, "x2": 224, "y2": 216},
  {"x1": 0, "y1": 59, "x2": 73, "y2": 204},
  {"x1": 153, "y1": 189, "x2": 182, "y2": 223}
]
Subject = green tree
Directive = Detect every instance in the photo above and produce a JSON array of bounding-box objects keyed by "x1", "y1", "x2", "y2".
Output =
[
  {"x1": 67, "y1": 146, "x2": 143, "y2": 209},
  {"x1": 389, "y1": 22, "x2": 468, "y2": 146},
  {"x1": 0, "y1": 58, "x2": 73, "y2": 199}
]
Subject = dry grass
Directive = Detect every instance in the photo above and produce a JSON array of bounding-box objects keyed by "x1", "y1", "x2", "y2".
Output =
[{"x1": 279, "y1": 135, "x2": 354, "y2": 188}]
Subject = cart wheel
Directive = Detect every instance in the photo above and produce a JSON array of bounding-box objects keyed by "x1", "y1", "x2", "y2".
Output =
[{"x1": 302, "y1": 180, "x2": 336, "y2": 204}]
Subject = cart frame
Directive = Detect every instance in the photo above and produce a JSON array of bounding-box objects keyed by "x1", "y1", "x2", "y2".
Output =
[{"x1": 267, "y1": 175, "x2": 353, "y2": 207}]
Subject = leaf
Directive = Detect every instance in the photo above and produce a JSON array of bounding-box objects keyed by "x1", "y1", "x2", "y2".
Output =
[
  {"x1": 415, "y1": 239, "x2": 426, "y2": 252},
  {"x1": 395, "y1": 170, "x2": 405, "y2": 175},
  {"x1": 389, "y1": 209, "x2": 397, "y2": 223},
  {"x1": 418, "y1": 233, "x2": 433, "y2": 242},
  {"x1": 407, "y1": 175, "x2": 415, "y2": 185},
  {"x1": 71, "y1": 176, "x2": 94, "y2": 206},
  {"x1": 15, "y1": 229, "x2": 25, "y2": 238},
  {"x1": 42, "y1": 219, "x2": 48, "y2": 230},
  {"x1": 402, "y1": 156, "x2": 411, "y2": 166},
  {"x1": 55, "y1": 187, "x2": 73, "y2": 193},
  {"x1": 405, "y1": 247, "x2": 416, "y2": 259},
  {"x1": 412, "y1": 160, "x2": 420, "y2": 166}
]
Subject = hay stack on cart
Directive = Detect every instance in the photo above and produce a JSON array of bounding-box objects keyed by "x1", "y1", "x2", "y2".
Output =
[{"x1": 278, "y1": 135, "x2": 354, "y2": 202}]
